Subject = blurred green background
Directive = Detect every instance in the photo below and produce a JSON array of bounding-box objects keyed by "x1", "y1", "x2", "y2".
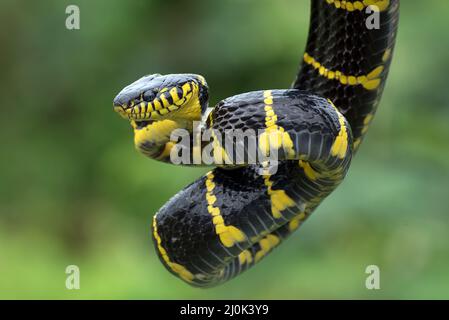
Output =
[{"x1": 1, "y1": 0, "x2": 448, "y2": 299}]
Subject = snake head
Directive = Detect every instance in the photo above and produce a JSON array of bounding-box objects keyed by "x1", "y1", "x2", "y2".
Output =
[{"x1": 113, "y1": 73, "x2": 209, "y2": 122}]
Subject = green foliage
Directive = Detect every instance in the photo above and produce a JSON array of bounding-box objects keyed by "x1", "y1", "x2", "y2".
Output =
[{"x1": 0, "y1": 0, "x2": 448, "y2": 299}]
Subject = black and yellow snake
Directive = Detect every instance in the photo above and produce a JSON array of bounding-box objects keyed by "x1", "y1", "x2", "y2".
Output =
[{"x1": 113, "y1": 0, "x2": 399, "y2": 287}]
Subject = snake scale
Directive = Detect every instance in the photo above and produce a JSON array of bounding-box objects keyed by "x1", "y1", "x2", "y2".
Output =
[{"x1": 113, "y1": 0, "x2": 399, "y2": 287}]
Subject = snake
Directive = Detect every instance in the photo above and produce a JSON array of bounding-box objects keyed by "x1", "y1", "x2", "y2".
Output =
[{"x1": 113, "y1": 0, "x2": 399, "y2": 287}]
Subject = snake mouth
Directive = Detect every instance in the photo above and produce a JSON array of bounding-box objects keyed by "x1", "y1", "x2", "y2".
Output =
[{"x1": 113, "y1": 81, "x2": 196, "y2": 122}]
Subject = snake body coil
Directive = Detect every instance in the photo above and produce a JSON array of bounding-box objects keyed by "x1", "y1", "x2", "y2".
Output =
[{"x1": 113, "y1": 0, "x2": 399, "y2": 287}]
